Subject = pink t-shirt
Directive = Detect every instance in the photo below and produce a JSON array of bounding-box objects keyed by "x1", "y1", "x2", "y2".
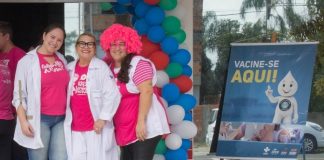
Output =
[
  {"x1": 133, "y1": 60, "x2": 153, "y2": 85},
  {"x1": 70, "y1": 63, "x2": 94, "y2": 131},
  {"x1": 0, "y1": 47, "x2": 25, "y2": 120},
  {"x1": 38, "y1": 53, "x2": 69, "y2": 115}
]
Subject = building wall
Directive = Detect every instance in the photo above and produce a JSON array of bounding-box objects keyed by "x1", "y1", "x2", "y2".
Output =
[
  {"x1": 194, "y1": 105, "x2": 217, "y2": 143},
  {"x1": 193, "y1": 0, "x2": 203, "y2": 104},
  {"x1": 0, "y1": 3, "x2": 64, "y2": 52},
  {"x1": 193, "y1": 0, "x2": 206, "y2": 144}
]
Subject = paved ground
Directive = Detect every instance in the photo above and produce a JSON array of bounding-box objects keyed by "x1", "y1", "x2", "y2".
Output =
[{"x1": 193, "y1": 144, "x2": 324, "y2": 160}]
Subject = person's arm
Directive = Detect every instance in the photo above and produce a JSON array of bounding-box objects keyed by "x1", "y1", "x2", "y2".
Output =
[
  {"x1": 265, "y1": 85, "x2": 279, "y2": 103},
  {"x1": 12, "y1": 57, "x2": 34, "y2": 137},
  {"x1": 227, "y1": 128, "x2": 240, "y2": 140},
  {"x1": 94, "y1": 63, "x2": 121, "y2": 134},
  {"x1": 16, "y1": 106, "x2": 34, "y2": 137},
  {"x1": 132, "y1": 60, "x2": 154, "y2": 141},
  {"x1": 136, "y1": 80, "x2": 154, "y2": 141}
]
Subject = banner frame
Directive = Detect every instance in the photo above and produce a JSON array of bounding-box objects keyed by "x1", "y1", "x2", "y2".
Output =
[{"x1": 214, "y1": 42, "x2": 318, "y2": 159}]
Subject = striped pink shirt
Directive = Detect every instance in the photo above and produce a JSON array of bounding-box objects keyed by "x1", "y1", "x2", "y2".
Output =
[{"x1": 133, "y1": 60, "x2": 153, "y2": 86}]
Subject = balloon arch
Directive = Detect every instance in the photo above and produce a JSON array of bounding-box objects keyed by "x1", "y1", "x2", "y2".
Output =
[{"x1": 102, "y1": 0, "x2": 198, "y2": 159}]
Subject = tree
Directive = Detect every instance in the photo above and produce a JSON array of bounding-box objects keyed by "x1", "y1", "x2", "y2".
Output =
[
  {"x1": 200, "y1": 11, "x2": 218, "y2": 104},
  {"x1": 200, "y1": 52, "x2": 217, "y2": 104},
  {"x1": 290, "y1": 0, "x2": 324, "y2": 111},
  {"x1": 203, "y1": 13, "x2": 265, "y2": 152},
  {"x1": 202, "y1": 12, "x2": 264, "y2": 103},
  {"x1": 240, "y1": 0, "x2": 303, "y2": 39}
]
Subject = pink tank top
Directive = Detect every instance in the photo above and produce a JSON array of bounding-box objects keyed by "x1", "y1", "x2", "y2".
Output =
[{"x1": 113, "y1": 81, "x2": 139, "y2": 146}]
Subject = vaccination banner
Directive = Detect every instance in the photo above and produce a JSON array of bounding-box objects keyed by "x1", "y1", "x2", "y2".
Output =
[{"x1": 216, "y1": 42, "x2": 318, "y2": 159}]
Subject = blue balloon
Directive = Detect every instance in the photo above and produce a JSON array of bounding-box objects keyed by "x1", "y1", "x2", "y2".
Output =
[
  {"x1": 181, "y1": 139, "x2": 192, "y2": 150},
  {"x1": 170, "y1": 49, "x2": 191, "y2": 65},
  {"x1": 148, "y1": 26, "x2": 165, "y2": 43},
  {"x1": 132, "y1": 0, "x2": 143, "y2": 6},
  {"x1": 175, "y1": 94, "x2": 197, "y2": 111},
  {"x1": 127, "y1": 6, "x2": 135, "y2": 15},
  {"x1": 182, "y1": 65, "x2": 192, "y2": 76},
  {"x1": 168, "y1": 101, "x2": 175, "y2": 106},
  {"x1": 162, "y1": 83, "x2": 180, "y2": 103},
  {"x1": 117, "y1": 0, "x2": 131, "y2": 5},
  {"x1": 135, "y1": 2, "x2": 151, "y2": 18},
  {"x1": 165, "y1": 149, "x2": 188, "y2": 160},
  {"x1": 134, "y1": 19, "x2": 149, "y2": 35},
  {"x1": 161, "y1": 37, "x2": 179, "y2": 55},
  {"x1": 184, "y1": 111, "x2": 192, "y2": 121},
  {"x1": 113, "y1": 4, "x2": 128, "y2": 14},
  {"x1": 145, "y1": 7, "x2": 165, "y2": 25}
]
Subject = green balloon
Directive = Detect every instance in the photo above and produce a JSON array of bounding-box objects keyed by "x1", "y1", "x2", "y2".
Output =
[
  {"x1": 100, "y1": 2, "x2": 113, "y2": 11},
  {"x1": 159, "y1": 0, "x2": 177, "y2": 11},
  {"x1": 170, "y1": 29, "x2": 186, "y2": 44},
  {"x1": 165, "y1": 63, "x2": 183, "y2": 78},
  {"x1": 155, "y1": 140, "x2": 167, "y2": 154},
  {"x1": 162, "y1": 16, "x2": 181, "y2": 34}
]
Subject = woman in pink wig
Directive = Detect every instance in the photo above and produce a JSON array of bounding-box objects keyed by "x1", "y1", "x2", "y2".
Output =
[{"x1": 100, "y1": 24, "x2": 170, "y2": 160}]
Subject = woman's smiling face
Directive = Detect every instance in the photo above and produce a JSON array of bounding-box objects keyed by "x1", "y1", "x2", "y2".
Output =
[
  {"x1": 110, "y1": 40, "x2": 127, "y2": 63},
  {"x1": 42, "y1": 28, "x2": 64, "y2": 54}
]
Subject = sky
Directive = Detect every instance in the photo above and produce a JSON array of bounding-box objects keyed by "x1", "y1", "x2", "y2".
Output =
[
  {"x1": 203, "y1": 0, "x2": 263, "y2": 22},
  {"x1": 202, "y1": 0, "x2": 309, "y2": 68},
  {"x1": 203, "y1": 0, "x2": 250, "y2": 66},
  {"x1": 203, "y1": 0, "x2": 308, "y2": 21}
]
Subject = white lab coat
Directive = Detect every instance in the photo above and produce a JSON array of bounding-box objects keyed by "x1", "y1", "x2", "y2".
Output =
[
  {"x1": 12, "y1": 47, "x2": 67, "y2": 149},
  {"x1": 124, "y1": 56, "x2": 170, "y2": 140},
  {"x1": 64, "y1": 57, "x2": 121, "y2": 160}
]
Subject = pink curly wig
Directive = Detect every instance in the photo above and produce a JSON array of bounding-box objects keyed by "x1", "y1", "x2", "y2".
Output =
[{"x1": 100, "y1": 24, "x2": 142, "y2": 55}]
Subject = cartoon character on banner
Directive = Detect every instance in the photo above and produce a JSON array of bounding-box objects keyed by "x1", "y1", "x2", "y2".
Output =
[{"x1": 265, "y1": 71, "x2": 298, "y2": 124}]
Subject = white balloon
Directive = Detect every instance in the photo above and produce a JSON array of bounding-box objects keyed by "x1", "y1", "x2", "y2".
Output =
[
  {"x1": 165, "y1": 133, "x2": 182, "y2": 150},
  {"x1": 160, "y1": 97, "x2": 168, "y2": 108},
  {"x1": 167, "y1": 105, "x2": 185, "y2": 125},
  {"x1": 156, "y1": 70, "x2": 169, "y2": 88},
  {"x1": 153, "y1": 154, "x2": 165, "y2": 160},
  {"x1": 171, "y1": 120, "x2": 197, "y2": 139}
]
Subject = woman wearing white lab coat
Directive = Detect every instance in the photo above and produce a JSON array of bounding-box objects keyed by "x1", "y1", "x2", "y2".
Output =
[
  {"x1": 12, "y1": 48, "x2": 67, "y2": 148},
  {"x1": 13, "y1": 24, "x2": 69, "y2": 160},
  {"x1": 64, "y1": 33, "x2": 121, "y2": 160}
]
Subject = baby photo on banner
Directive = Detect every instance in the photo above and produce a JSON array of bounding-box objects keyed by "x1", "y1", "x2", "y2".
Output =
[{"x1": 216, "y1": 42, "x2": 318, "y2": 159}]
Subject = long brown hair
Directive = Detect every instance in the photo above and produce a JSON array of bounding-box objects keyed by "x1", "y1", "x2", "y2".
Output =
[{"x1": 117, "y1": 53, "x2": 135, "y2": 83}]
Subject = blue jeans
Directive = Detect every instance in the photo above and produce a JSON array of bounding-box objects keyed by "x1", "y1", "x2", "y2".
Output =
[{"x1": 28, "y1": 114, "x2": 67, "y2": 160}]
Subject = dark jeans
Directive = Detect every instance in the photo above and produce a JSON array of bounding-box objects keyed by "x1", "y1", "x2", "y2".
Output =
[
  {"x1": 120, "y1": 135, "x2": 162, "y2": 160},
  {"x1": 0, "y1": 119, "x2": 28, "y2": 160}
]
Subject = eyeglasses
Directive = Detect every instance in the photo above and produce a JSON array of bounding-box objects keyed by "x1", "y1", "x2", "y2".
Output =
[
  {"x1": 77, "y1": 41, "x2": 96, "y2": 48},
  {"x1": 110, "y1": 42, "x2": 126, "y2": 48}
]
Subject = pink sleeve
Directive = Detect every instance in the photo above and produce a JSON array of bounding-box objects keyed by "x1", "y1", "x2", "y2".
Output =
[{"x1": 133, "y1": 60, "x2": 153, "y2": 86}]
